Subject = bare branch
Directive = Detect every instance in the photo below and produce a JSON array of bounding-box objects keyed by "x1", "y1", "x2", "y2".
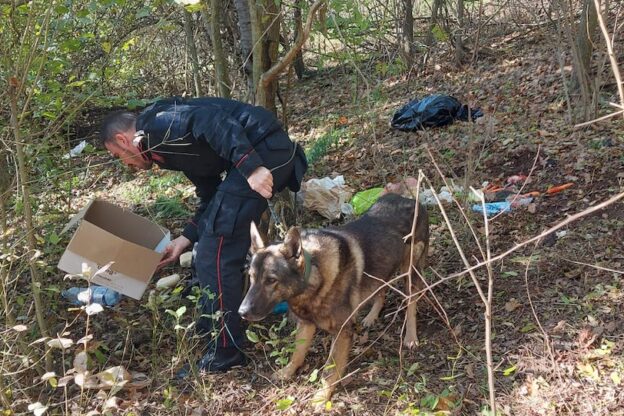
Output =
[
  {"x1": 259, "y1": 0, "x2": 326, "y2": 88},
  {"x1": 594, "y1": 0, "x2": 624, "y2": 116}
]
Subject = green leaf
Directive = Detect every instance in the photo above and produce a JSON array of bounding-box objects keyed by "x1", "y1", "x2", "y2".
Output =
[
  {"x1": 135, "y1": 6, "x2": 151, "y2": 18},
  {"x1": 48, "y1": 377, "x2": 58, "y2": 388},
  {"x1": 127, "y1": 98, "x2": 144, "y2": 110},
  {"x1": 520, "y1": 323, "x2": 536, "y2": 333},
  {"x1": 101, "y1": 42, "x2": 112, "y2": 54},
  {"x1": 93, "y1": 348, "x2": 107, "y2": 365},
  {"x1": 184, "y1": 3, "x2": 203, "y2": 12},
  {"x1": 503, "y1": 364, "x2": 517, "y2": 376},
  {"x1": 275, "y1": 397, "x2": 294, "y2": 411},
  {"x1": 175, "y1": 306, "x2": 186, "y2": 318},
  {"x1": 246, "y1": 330, "x2": 259, "y2": 343},
  {"x1": 48, "y1": 232, "x2": 61, "y2": 245},
  {"x1": 421, "y1": 393, "x2": 439, "y2": 410},
  {"x1": 308, "y1": 368, "x2": 319, "y2": 383},
  {"x1": 60, "y1": 38, "x2": 81, "y2": 52},
  {"x1": 67, "y1": 80, "x2": 86, "y2": 88},
  {"x1": 55, "y1": 5, "x2": 69, "y2": 14},
  {"x1": 407, "y1": 362, "x2": 419, "y2": 377}
]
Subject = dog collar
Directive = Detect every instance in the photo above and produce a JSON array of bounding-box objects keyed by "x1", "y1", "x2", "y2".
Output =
[{"x1": 302, "y1": 248, "x2": 312, "y2": 283}]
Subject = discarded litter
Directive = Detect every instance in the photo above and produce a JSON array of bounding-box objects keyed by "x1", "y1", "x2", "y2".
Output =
[
  {"x1": 155, "y1": 273, "x2": 181, "y2": 290},
  {"x1": 351, "y1": 188, "x2": 384, "y2": 215},
  {"x1": 506, "y1": 195, "x2": 533, "y2": 207},
  {"x1": 382, "y1": 178, "x2": 464, "y2": 206},
  {"x1": 472, "y1": 201, "x2": 512, "y2": 216},
  {"x1": 61, "y1": 286, "x2": 121, "y2": 307},
  {"x1": 179, "y1": 251, "x2": 193, "y2": 268},
  {"x1": 299, "y1": 175, "x2": 354, "y2": 219},
  {"x1": 74, "y1": 365, "x2": 150, "y2": 390},
  {"x1": 391, "y1": 94, "x2": 483, "y2": 131},
  {"x1": 546, "y1": 183, "x2": 574, "y2": 195},
  {"x1": 63, "y1": 140, "x2": 88, "y2": 159}
]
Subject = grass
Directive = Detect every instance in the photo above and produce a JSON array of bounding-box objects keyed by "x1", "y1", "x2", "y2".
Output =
[{"x1": 306, "y1": 128, "x2": 343, "y2": 165}]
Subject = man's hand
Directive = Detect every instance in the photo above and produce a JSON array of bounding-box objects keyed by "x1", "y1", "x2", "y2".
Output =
[
  {"x1": 247, "y1": 166, "x2": 273, "y2": 199},
  {"x1": 158, "y1": 235, "x2": 192, "y2": 270}
]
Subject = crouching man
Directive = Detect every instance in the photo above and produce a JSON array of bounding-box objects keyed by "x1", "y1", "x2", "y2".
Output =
[{"x1": 100, "y1": 97, "x2": 307, "y2": 376}]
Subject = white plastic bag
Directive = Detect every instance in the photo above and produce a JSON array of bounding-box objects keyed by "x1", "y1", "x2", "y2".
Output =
[{"x1": 299, "y1": 176, "x2": 353, "y2": 219}]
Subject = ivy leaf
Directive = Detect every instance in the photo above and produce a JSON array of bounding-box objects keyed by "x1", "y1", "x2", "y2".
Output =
[
  {"x1": 308, "y1": 368, "x2": 319, "y2": 383},
  {"x1": 246, "y1": 330, "x2": 259, "y2": 343},
  {"x1": 275, "y1": 396, "x2": 294, "y2": 411},
  {"x1": 503, "y1": 364, "x2": 517, "y2": 376}
]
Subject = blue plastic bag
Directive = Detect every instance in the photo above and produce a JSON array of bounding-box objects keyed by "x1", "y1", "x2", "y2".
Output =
[
  {"x1": 471, "y1": 201, "x2": 511, "y2": 216},
  {"x1": 391, "y1": 94, "x2": 483, "y2": 131}
]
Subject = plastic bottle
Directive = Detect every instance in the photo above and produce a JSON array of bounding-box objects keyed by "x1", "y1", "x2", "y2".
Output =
[
  {"x1": 61, "y1": 286, "x2": 121, "y2": 307},
  {"x1": 156, "y1": 273, "x2": 181, "y2": 290},
  {"x1": 506, "y1": 195, "x2": 533, "y2": 208}
]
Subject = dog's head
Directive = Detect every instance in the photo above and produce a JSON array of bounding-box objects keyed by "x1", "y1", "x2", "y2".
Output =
[{"x1": 238, "y1": 222, "x2": 308, "y2": 321}]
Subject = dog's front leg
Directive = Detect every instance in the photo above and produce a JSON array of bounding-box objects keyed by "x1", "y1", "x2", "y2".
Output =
[
  {"x1": 274, "y1": 321, "x2": 316, "y2": 381},
  {"x1": 313, "y1": 329, "x2": 352, "y2": 406},
  {"x1": 362, "y1": 289, "x2": 386, "y2": 328}
]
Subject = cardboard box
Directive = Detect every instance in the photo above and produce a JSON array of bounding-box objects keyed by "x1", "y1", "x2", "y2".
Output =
[{"x1": 58, "y1": 199, "x2": 170, "y2": 300}]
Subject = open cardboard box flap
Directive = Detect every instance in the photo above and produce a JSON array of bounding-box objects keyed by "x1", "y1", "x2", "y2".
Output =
[{"x1": 58, "y1": 199, "x2": 170, "y2": 300}]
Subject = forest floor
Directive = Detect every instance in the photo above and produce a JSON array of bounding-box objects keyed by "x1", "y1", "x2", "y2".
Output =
[{"x1": 18, "y1": 26, "x2": 624, "y2": 416}]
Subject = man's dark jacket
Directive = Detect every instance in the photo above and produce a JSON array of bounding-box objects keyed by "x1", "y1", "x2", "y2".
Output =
[{"x1": 135, "y1": 97, "x2": 305, "y2": 242}]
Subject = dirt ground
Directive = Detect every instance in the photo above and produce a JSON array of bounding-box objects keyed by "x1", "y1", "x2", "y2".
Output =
[{"x1": 34, "y1": 26, "x2": 624, "y2": 416}]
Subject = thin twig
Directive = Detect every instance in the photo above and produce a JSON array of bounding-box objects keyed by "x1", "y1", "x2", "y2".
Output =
[{"x1": 594, "y1": 0, "x2": 624, "y2": 115}]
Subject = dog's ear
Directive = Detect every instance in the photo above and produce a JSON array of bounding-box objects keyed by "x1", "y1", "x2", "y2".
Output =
[
  {"x1": 281, "y1": 227, "x2": 302, "y2": 259},
  {"x1": 250, "y1": 221, "x2": 265, "y2": 254}
]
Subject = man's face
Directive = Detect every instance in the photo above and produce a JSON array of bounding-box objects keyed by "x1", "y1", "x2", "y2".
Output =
[{"x1": 105, "y1": 131, "x2": 153, "y2": 171}]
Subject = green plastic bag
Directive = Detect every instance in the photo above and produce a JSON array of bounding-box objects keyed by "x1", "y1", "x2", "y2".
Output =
[{"x1": 351, "y1": 187, "x2": 384, "y2": 215}]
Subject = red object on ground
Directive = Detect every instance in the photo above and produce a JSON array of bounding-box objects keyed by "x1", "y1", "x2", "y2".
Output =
[{"x1": 546, "y1": 183, "x2": 574, "y2": 195}]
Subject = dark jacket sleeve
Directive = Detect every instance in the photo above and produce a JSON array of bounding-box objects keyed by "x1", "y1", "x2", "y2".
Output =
[
  {"x1": 181, "y1": 174, "x2": 221, "y2": 243},
  {"x1": 188, "y1": 107, "x2": 265, "y2": 178}
]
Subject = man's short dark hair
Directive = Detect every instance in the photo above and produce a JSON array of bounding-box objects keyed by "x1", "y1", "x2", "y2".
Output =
[{"x1": 99, "y1": 111, "x2": 136, "y2": 147}]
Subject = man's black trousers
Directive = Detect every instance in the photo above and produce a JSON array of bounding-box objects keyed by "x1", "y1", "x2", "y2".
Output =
[{"x1": 194, "y1": 131, "x2": 302, "y2": 351}]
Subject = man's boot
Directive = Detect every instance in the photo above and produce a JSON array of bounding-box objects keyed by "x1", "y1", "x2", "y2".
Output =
[{"x1": 176, "y1": 347, "x2": 247, "y2": 379}]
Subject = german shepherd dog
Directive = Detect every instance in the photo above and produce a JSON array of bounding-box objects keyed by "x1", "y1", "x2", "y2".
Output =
[{"x1": 238, "y1": 194, "x2": 429, "y2": 404}]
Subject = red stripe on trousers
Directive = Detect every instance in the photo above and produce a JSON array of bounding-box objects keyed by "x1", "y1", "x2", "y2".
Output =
[{"x1": 216, "y1": 236, "x2": 227, "y2": 347}]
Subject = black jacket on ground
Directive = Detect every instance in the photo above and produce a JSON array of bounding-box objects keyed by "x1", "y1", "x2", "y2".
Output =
[{"x1": 135, "y1": 97, "x2": 299, "y2": 242}]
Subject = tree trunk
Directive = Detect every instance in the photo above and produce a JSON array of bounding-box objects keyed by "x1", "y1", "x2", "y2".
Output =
[
  {"x1": 572, "y1": 0, "x2": 598, "y2": 96},
  {"x1": 253, "y1": 0, "x2": 326, "y2": 112},
  {"x1": 210, "y1": 0, "x2": 232, "y2": 98},
  {"x1": 8, "y1": 79, "x2": 51, "y2": 371},
  {"x1": 455, "y1": 0, "x2": 465, "y2": 64},
  {"x1": 0, "y1": 150, "x2": 14, "y2": 328},
  {"x1": 248, "y1": 0, "x2": 262, "y2": 102},
  {"x1": 249, "y1": 0, "x2": 281, "y2": 112},
  {"x1": 234, "y1": 0, "x2": 255, "y2": 97},
  {"x1": 426, "y1": 0, "x2": 442, "y2": 48},
  {"x1": 293, "y1": 2, "x2": 305, "y2": 80},
  {"x1": 183, "y1": 10, "x2": 203, "y2": 96},
  {"x1": 400, "y1": 0, "x2": 414, "y2": 69}
]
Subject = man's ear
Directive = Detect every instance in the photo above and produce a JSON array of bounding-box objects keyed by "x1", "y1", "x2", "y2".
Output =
[
  {"x1": 250, "y1": 221, "x2": 265, "y2": 254},
  {"x1": 281, "y1": 227, "x2": 302, "y2": 258},
  {"x1": 114, "y1": 131, "x2": 131, "y2": 148}
]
